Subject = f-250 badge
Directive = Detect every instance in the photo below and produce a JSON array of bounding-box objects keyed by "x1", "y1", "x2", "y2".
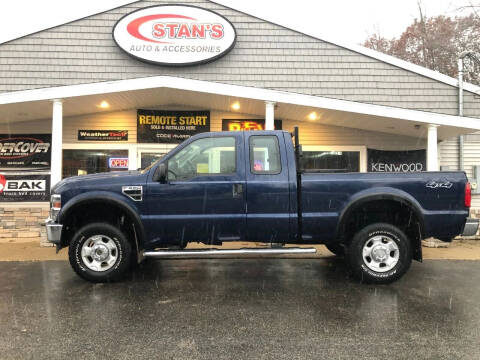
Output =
[{"x1": 426, "y1": 180, "x2": 453, "y2": 189}]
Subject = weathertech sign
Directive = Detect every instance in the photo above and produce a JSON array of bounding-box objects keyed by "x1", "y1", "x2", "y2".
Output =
[
  {"x1": 0, "y1": 173, "x2": 50, "y2": 202},
  {"x1": 113, "y1": 5, "x2": 236, "y2": 65},
  {"x1": 78, "y1": 130, "x2": 128, "y2": 141}
]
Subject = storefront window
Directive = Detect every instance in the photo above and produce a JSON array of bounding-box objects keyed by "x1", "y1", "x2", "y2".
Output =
[
  {"x1": 302, "y1": 151, "x2": 360, "y2": 173},
  {"x1": 140, "y1": 152, "x2": 167, "y2": 169},
  {"x1": 62, "y1": 149, "x2": 129, "y2": 178}
]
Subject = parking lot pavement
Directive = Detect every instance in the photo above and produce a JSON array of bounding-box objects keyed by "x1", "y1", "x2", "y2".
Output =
[{"x1": 1, "y1": 259, "x2": 479, "y2": 360}]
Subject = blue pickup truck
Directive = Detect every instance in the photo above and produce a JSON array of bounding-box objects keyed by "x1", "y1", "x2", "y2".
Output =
[{"x1": 46, "y1": 128, "x2": 478, "y2": 283}]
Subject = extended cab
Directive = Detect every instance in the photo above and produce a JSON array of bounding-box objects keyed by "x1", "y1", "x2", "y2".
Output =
[{"x1": 46, "y1": 129, "x2": 478, "y2": 283}]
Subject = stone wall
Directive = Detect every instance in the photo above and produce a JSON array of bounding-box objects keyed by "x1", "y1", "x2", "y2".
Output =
[{"x1": 0, "y1": 204, "x2": 51, "y2": 247}]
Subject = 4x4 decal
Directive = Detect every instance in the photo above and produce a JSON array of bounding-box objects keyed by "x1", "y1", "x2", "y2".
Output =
[{"x1": 426, "y1": 180, "x2": 453, "y2": 189}]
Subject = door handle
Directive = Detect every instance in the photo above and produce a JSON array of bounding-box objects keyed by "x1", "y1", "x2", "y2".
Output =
[{"x1": 232, "y1": 183, "x2": 243, "y2": 199}]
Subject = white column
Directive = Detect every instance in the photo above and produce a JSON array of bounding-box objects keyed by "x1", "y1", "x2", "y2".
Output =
[
  {"x1": 265, "y1": 101, "x2": 276, "y2": 130},
  {"x1": 51, "y1": 99, "x2": 63, "y2": 188},
  {"x1": 128, "y1": 146, "x2": 138, "y2": 171},
  {"x1": 427, "y1": 124, "x2": 439, "y2": 171}
]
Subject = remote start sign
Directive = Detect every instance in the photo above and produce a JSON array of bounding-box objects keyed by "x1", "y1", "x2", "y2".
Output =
[
  {"x1": 137, "y1": 109, "x2": 210, "y2": 143},
  {"x1": 112, "y1": 5, "x2": 236, "y2": 66}
]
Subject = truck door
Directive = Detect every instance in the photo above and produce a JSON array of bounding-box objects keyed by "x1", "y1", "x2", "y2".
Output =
[
  {"x1": 244, "y1": 132, "x2": 291, "y2": 243},
  {"x1": 145, "y1": 133, "x2": 246, "y2": 247}
]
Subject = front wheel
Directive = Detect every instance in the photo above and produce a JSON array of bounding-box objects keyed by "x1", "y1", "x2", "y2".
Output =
[
  {"x1": 68, "y1": 222, "x2": 132, "y2": 283},
  {"x1": 346, "y1": 223, "x2": 412, "y2": 284}
]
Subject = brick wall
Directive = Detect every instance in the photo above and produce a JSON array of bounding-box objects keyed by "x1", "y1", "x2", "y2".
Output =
[{"x1": 0, "y1": 204, "x2": 51, "y2": 246}]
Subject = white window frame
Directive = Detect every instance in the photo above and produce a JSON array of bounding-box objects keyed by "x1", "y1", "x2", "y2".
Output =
[
  {"x1": 137, "y1": 144, "x2": 177, "y2": 170},
  {"x1": 62, "y1": 143, "x2": 178, "y2": 171},
  {"x1": 301, "y1": 145, "x2": 367, "y2": 173}
]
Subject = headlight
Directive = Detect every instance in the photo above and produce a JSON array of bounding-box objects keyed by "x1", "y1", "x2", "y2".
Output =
[{"x1": 50, "y1": 194, "x2": 61, "y2": 221}]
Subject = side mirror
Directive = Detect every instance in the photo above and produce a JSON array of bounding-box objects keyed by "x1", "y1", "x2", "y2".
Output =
[{"x1": 153, "y1": 163, "x2": 167, "y2": 183}]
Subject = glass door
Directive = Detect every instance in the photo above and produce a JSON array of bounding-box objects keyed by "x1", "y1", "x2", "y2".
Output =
[{"x1": 137, "y1": 146, "x2": 176, "y2": 170}]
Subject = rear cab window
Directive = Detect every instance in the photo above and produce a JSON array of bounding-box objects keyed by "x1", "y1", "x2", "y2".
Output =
[{"x1": 249, "y1": 135, "x2": 281, "y2": 174}]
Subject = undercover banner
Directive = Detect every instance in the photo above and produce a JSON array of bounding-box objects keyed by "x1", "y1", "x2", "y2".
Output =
[
  {"x1": 0, "y1": 173, "x2": 50, "y2": 202},
  {"x1": 368, "y1": 149, "x2": 426, "y2": 172},
  {"x1": 137, "y1": 109, "x2": 210, "y2": 143},
  {"x1": 0, "y1": 134, "x2": 51, "y2": 169}
]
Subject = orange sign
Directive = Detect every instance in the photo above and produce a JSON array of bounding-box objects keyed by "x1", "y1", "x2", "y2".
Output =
[
  {"x1": 228, "y1": 121, "x2": 263, "y2": 131},
  {"x1": 222, "y1": 119, "x2": 282, "y2": 131}
]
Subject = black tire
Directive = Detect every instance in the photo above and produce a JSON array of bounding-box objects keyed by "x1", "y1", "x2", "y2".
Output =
[
  {"x1": 68, "y1": 222, "x2": 132, "y2": 283},
  {"x1": 346, "y1": 223, "x2": 412, "y2": 284},
  {"x1": 325, "y1": 243, "x2": 345, "y2": 256}
]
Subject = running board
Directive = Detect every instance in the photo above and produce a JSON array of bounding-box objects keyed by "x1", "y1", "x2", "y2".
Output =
[{"x1": 143, "y1": 247, "x2": 317, "y2": 258}]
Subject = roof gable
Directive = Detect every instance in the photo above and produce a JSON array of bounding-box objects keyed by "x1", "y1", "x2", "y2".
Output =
[{"x1": 0, "y1": 0, "x2": 478, "y2": 117}]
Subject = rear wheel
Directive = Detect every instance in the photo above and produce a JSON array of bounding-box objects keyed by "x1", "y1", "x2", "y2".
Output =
[
  {"x1": 68, "y1": 222, "x2": 132, "y2": 283},
  {"x1": 346, "y1": 223, "x2": 412, "y2": 284}
]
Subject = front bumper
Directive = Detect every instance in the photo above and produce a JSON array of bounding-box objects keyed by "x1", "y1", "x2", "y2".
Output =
[
  {"x1": 462, "y1": 218, "x2": 479, "y2": 237},
  {"x1": 45, "y1": 218, "x2": 63, "y2": 245}
]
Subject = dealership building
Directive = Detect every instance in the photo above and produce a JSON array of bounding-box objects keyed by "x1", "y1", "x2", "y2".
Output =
[{"x1": 1, "y1": 0, "x2": 480, "y2": 245}]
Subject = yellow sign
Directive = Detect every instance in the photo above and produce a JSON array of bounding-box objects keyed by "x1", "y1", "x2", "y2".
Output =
[{"x1": 197, "y1": 163, "x2": 209, "y2": 173}]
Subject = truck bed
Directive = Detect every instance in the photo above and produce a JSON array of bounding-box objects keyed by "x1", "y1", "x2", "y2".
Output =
[{"x1": 300, "y1": 171, "x2": 469, "y2": 241}]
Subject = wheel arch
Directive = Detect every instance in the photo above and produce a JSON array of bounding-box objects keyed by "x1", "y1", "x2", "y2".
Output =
[
  {"x1": 336, "y1": 188, "x2": 426, "y2": 261},
  {"x1": 58, "y1": 191, "x2": 145, "y2": 256}
]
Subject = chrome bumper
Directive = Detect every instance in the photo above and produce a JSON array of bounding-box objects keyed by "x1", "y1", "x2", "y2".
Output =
[
  {"x1": 462, "y1": 218, "x2": 479, "y2": 237},
  {"x1": 45, "y1": 218, "x2": 63, "y2": 245}
]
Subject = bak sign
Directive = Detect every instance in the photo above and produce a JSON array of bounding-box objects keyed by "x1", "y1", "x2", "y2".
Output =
[
  {"x1": 0, "y1": 173, "x2": 50, "y2": 202},
  {"x1": 113, "y1": 5, "x2": 237, "y2": 66}
]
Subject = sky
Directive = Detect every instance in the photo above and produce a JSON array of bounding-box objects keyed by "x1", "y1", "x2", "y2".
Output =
[{"x1": 0, "y1": 0, "x2": 477, "y2": 45}]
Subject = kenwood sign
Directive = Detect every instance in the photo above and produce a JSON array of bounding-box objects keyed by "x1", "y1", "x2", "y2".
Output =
[{"x1": 113, "y1": 5, "x2": 237, "y2": 66}]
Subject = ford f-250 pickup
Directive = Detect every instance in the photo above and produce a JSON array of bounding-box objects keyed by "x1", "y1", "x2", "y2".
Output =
[{"x1": 46, "y1": 128, "x2": 478, "y2": 283}]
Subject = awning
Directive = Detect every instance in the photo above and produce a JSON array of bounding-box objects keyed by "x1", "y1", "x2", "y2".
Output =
[{"x1": 0, "y1": 75, "x2": 479, "y2": 140}]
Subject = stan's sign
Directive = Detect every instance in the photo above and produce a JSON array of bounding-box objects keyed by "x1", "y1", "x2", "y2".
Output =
[{"x1": 113, "y1": 5, "x2": 236, "y2": 66}]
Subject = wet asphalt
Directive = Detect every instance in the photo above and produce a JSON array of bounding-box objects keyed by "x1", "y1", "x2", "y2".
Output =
[{"x1": 0, "y1": 258, "x2": 479, "y2": 360}]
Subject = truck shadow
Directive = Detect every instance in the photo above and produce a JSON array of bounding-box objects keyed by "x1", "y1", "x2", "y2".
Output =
[{"x1": 129, "y1": 257, "x2": 353, "y2": 287}]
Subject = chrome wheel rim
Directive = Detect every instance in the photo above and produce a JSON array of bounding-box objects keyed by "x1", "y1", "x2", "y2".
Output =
[
  {"x1": 81, "y1": 235, "x2": 118, "y2": 272},
  {"x1": 362, "y1": 235, "x2": 400, "y2": 273}
]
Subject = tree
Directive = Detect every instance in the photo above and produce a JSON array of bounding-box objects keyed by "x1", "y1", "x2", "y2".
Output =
[{"x1": 363, "y1": 13, "x2": 480, "y2": 85}]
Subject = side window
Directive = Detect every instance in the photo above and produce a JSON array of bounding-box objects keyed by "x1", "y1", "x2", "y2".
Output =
[
  {"x1": 249, "y1": 136, "x2": 281, "y2": 174},
  {"x1": 167, "y1": 137, "x2": 236, "y2": 181}
]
